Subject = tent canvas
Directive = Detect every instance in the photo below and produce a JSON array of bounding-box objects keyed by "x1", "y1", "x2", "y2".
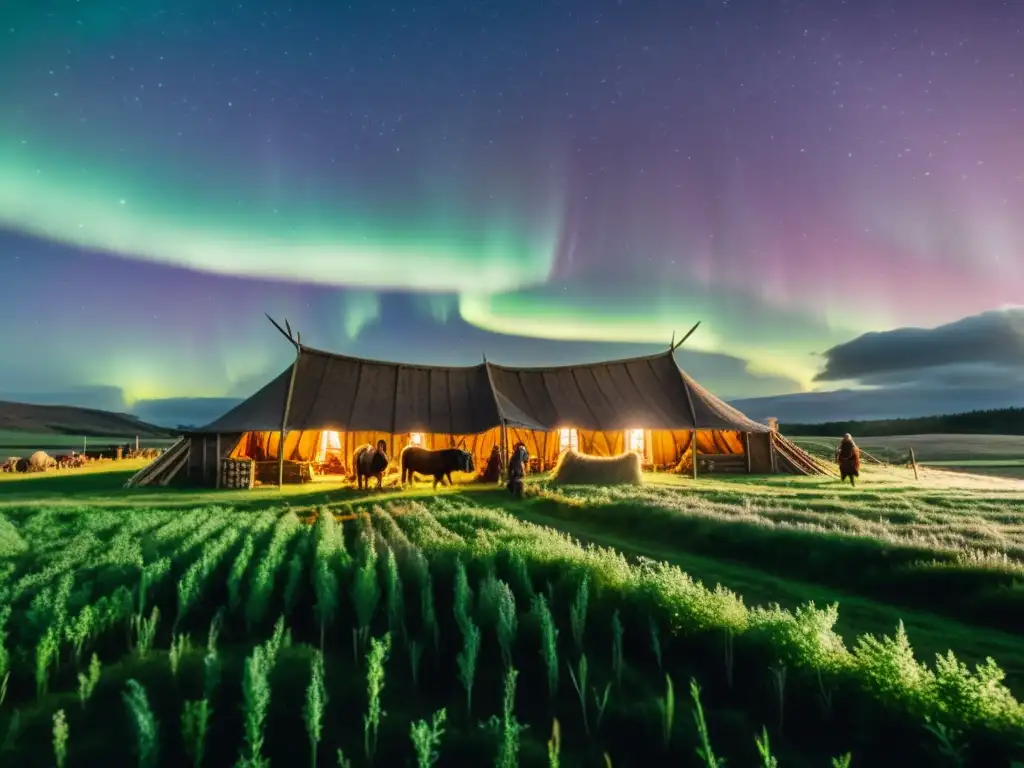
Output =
[{"x1": 129, "y1": 329, "x2": 825, "y2": 487}]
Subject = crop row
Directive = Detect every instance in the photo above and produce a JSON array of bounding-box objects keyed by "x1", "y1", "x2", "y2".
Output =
[{"x1": 0, "y1": 501, "x2": 1020, "y2": 766}]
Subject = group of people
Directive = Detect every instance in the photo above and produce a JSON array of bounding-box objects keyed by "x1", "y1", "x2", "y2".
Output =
[{"x1": 480, "y1": 441, "x2": 531, "y2": 497}]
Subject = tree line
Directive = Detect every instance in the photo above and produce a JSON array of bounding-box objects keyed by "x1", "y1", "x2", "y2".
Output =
[{"x1": 781, "y1": 407, "x2": 1024, "y2": 437}]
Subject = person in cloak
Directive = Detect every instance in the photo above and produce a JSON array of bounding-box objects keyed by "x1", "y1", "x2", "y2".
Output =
[
  {"x1": 506, "y1": 442, "x2": 529, "y2": 498},
  {"x1": 835, "y1": 433, "x2": 861, "y2": 486}
]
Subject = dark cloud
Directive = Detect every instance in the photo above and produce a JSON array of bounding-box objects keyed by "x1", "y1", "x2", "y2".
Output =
[
  {"x1": 855, "y1": 362, "x2": 1024, "y2": 390},
  {"x1": 816, "y1": 308, "x2": 1024, "y2": 382},
  {"x1": 767, "y1": 309, "x2": 1024, "y2": 422}
]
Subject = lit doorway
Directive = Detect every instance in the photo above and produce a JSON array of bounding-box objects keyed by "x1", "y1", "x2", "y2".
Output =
[
  {"x1": 558, "y1": 428, "x2": 579, "y2": 453},
  {"x1": 627, "y1": 428, "x2": 645, "y2": 454},
  {"x1": 317, "y1": 430, "x2": 342, "y2": 462}
]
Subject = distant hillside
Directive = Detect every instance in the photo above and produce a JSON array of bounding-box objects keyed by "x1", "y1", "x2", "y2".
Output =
[
  {"x1": 0, "y1": 400, "x2": 175, "y2": 438},
  {"x1": 781, "y1": 407, "x2": 1024, "y2": 437}
]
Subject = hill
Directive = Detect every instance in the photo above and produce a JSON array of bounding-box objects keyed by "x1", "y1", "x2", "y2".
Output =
[
  {"x1": 780, "y1": 407, "x2": 1024, "y2": 437},
  {"x1": 0, "y1": 399, "x2": 175, "y2": 438}
]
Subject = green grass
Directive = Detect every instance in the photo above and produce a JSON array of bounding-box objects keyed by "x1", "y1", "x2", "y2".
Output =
[
  {"x1": 0, "y1": 430, "x2": 176, "y2": 453},
  {"x1": 2, "y1": 460, "x2": 1024, "y2": 764},
  {"x1": 920, "y1": 461, "x2": 1024, "y2": 480},
  {"x1": 1, "y1": 496, "x2": 1022, "y2": 766},
  {"x1": 502, "y1": 493, "x2": 1024, "y2": 692},
  {"x1": 793, "y1": 434, "x2": 1024, "y2": 480}
]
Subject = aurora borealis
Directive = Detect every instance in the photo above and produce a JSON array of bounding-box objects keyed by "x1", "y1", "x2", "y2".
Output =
[{"x1": 1, "y1": 1, "x2": 1022, "y2": 425}]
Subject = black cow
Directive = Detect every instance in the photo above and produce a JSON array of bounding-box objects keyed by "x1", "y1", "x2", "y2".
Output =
[
  {"x1": 401, "y1": 446, "x2": 475, "y2": 490},
  {"x1": 353, "y1": 440, "x2": 390, "y2": 490}
]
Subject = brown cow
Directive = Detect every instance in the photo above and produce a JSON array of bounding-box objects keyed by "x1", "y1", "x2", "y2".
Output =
[
  {"x1": 835, "y1": 434, "x2": 861, "y2": 486},
  {"x1": 353, "y1": 440, "x2": 390, "y2": 490}
]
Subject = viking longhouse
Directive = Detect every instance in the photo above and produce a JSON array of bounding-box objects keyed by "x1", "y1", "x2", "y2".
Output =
[{"x1": 130, "y1": 328, "x2": 825, "y2": 488}]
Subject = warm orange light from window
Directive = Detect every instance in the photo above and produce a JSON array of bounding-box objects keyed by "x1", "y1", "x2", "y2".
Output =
[
  {"x1": 317, "y1": 430, "x2": 342, "y2": 462},
  {"x1": 558, "y1": 428, "x2": 578, "y2": 453},
  {"x1": 627, "y1": 428, "x2": 644, "y2": 453},
  {"x1": 409, "y1": 432, "x2": 423, "y2": 446}
]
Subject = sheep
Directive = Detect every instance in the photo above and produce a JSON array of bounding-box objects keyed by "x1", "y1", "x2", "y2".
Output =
[{"x1": 28, "y1": 451, "x2": 57, "y2": 472}]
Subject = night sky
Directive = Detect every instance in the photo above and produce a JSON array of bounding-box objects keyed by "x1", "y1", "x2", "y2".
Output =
[{"x1": 1, "y1": 1, "x2": 1022, "y2": 426}]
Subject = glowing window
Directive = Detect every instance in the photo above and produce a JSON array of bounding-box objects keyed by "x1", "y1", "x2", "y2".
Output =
[
  {"x1": 318, "y1": 430, "x2": 342, "y2": 462},
  {"x1": 409, "y1": 432, "x2": 423, "y2": 446},
  {"x1": 558, "y1": 428, "x2": 578, "y2": 453},
  {"x1": 627, "y1": 429, "x2": 645, "y2": 453}
]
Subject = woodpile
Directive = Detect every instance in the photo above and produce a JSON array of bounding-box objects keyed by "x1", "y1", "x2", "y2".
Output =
[
  {"x1": 254, "y1": 460, "x2": 313, "y2": 485},
  {"x1": 771, "y1": 434, "x2": 834, "y2": 477},
  {"x1": 124, "y1": 437, "x2": 189, "y2": 487},
  {"x1": 220, "y1": 458, "x2": 254, "y2": 490},
  {"x1": 697, "y1": 453, "x2": 748, "y2": 474}
]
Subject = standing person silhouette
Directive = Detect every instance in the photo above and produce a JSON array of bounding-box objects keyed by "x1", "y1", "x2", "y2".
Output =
[
  {"x1": 835, "y1": 433, "x2": 861, "y2": 486},
  {"x1": 506, "y1": 442, "x2": 529, "y2": 498}
]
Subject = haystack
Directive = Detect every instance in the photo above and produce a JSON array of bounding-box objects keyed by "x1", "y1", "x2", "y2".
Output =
[{"x1": 551, "y1": 450, "x2": 643, "y2": 486}]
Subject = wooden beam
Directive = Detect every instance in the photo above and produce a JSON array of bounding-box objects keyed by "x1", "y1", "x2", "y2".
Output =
[
  {"x1": 743, "y1": 432, "x2": 752, "y2": 474},
  {"x1": 215, "y1": 434, "x2": 222, "y2": 489},
  {"x1": 159, "y1": 445, "x2": 190, "y2": 487},
  {"x1": 693, "y1": 431, "x2": 699, "y2": 479},
  {"x1": 500, "y1": 420, "x2": 509, "y2": 483},
  {"x1": 909, "y1": 447, "x2": 919, "y2": 480},
  {"x1": 126, "y1": 437, "x2": 187, "y2": 487},
  {"x1": 391, "y1": 365, "x2": 402, "y2": 464},
  {"x1": 670, "y1": 321, "x2": 702, "y2": 352},
  {"x1": 278, "y1": 345, "x2": 302, "y2": 488},
  {"x1": 265, "y1": 313, "x2": 299, "y2": 347}
]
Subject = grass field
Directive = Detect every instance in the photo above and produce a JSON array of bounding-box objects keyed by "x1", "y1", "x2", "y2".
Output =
[
  {"x1": 793, "y1": 433, "x2": 1024, "y2": 479},
  {"x1": 0, "y1": 458, "x2": 1023, "y2": 766},
  {"x1": 0, "y1": 430, "x2": 177, "y2": 455}
]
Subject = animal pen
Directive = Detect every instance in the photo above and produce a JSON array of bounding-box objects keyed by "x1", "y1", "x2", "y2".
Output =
[{"x1": 128, "y1": 318, "x2": 826, "y2": 488}]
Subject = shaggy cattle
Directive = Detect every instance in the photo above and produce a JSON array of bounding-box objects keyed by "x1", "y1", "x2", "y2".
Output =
[
  {"x1": 1, "y1": 457, "x2": 20, "y2": 473},
  {"x1": 506, "y1": 442, "x2": 529, "y2": 498},
  {"x1": 353, "y1": 440, "x2": 390, "y2": 490},
  {"x1": 401, "y1": 446, "x2": 475, "y2": 489},
  {"x1": 28, "y1": 451, "x2": 57, "y2": 472},
  {"x1": 835, "y1": 433, "x2": 861, "y2": 486},
  {"x1": 551, "y1": 450, "x2": 643, "y2": 486},
  {"x1": 56, "y1": 453, "x2": 85, "y2": 470},
  {"x1": 14, "y1": 458, "x2": 28, "y2": 473}
]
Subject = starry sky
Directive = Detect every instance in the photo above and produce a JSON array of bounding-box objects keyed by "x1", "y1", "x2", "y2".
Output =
[{"x1": 1, "y1": 0, "x2": 1022, "y2": 426}]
